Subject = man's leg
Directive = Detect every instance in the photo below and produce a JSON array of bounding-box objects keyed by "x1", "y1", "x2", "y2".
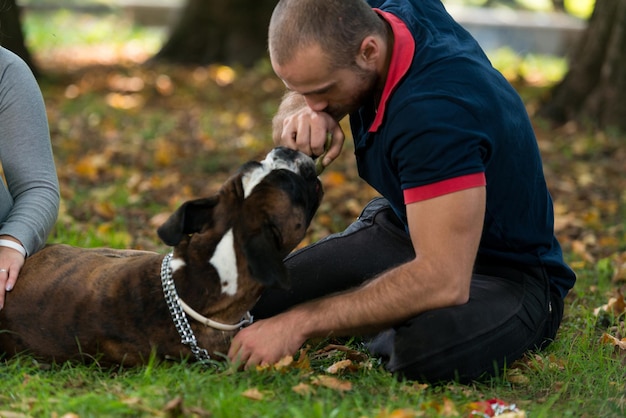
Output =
[
  {"x1": 253, "y1": 197, "x2": 564, "y2": 384},
  {"x1": 367, "y1": 263, "x2": 564, "y2": 383},
  {"x1": 252, "y1": 197, "x2": 415, "y2": 318}
]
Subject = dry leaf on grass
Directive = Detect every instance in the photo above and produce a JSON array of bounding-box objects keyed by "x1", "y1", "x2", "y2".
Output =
[
  {"x1": 376, "y1": 408, "x2": 420, "y2": 418},
  {"x1": 420, "y1": 397, "x2": 458, "y2": 417},
  {"x1": 326, "y1": 359, "x2": 358, "y2": 374},
  {"x1": 593, "y1": 290, "x2": 626, "y2": 317},
  {"x1": 254, "y1": 349, "x2": 311, "y2": 373},
  {"x1": 511, "y1": 353, "x2": 566, "y2": 372},
  {"x1": 311, "y1": 375, "x2": 352, "y2": 392},
  {"x1": 600, "y1": 332, "x2": 626, "y2": 350},
  {"x1": 611, "y1": 252, "x2": 626, "y2": 283},
  {"x1": 400, "y1": 382, "x2": 430, "y2": 394},
  {"x1": 315, "y1": 343, "x2": 369, "y2": 362},
  {"x1": 241, "y1": 388, "x2": 266, "y2": 401},
  {"x1": 292, "y1": 382, "x2": 315, "y2": 396},
  {"x1": 162, "y1": 396, "x2": 184, "y2": 417},
  {"x1": 505, "y1": 368, "x2": 530, "y2": 385},
  {"x1": 0, "y1": 413, "x2": 30, "y2": 418}
]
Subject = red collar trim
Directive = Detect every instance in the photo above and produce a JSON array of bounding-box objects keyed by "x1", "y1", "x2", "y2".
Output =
[{"x1": 370, "y1": 9, "x2": 415, "y2": 132}]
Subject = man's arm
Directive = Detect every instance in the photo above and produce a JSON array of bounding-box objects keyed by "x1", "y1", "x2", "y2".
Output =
[{"x1": 228, "y1": 186, "x2": 486, "y2": 368}]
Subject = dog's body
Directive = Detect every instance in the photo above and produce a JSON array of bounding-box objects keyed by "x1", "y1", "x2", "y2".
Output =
[{"x1": 0, "y1": 147, "x2": 322, "y2": 365}]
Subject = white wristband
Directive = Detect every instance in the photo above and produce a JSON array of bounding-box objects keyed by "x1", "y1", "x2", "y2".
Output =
[{"x1": 0, "y1": 239, "x2": 27, "y2": 257}]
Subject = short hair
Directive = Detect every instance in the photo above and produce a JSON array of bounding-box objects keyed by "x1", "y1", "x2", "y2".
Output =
[{"x1": 268, "y1": 0, "x2": 386, "y2": 70}]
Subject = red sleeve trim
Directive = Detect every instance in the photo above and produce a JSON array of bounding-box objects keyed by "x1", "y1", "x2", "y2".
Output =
[{"x1": 403, "y1": 172, "x2": 486, "y2": 204}]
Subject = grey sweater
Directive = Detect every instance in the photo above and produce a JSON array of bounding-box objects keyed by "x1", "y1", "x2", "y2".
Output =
[{"x1": 0, "y1": 47, "x2": 60, "y2": 256}]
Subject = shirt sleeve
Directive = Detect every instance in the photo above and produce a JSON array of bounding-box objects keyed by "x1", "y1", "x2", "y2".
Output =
[
  {"x1": 386, "y1": 97, "x2": 490, "y2": 204},
  {"x1": 0, "y1": 48, "x2": 60, "y2": 255}
]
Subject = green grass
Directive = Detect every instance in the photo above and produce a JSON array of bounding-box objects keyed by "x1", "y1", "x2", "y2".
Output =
[
  {"x1": 23, "y1": 8, "x2": 165, "y2": 52},
  {"x1": 3, "y1": 5, "x2": 624, "y2": 417},
  {"x1": 1, "y1": 299, "x2": 625, "y2": 417}
]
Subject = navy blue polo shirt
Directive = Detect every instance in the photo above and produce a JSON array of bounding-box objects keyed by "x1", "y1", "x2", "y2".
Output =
[{"x1": 350, "y1": 0, "x2": 575, "y2": 297}]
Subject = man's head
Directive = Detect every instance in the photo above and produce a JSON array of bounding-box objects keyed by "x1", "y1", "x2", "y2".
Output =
[{"x1": 269, "y1": 0, "x2": 389, "y2": 120}]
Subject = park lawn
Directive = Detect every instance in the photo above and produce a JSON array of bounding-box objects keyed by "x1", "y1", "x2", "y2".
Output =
[{"x1": 0, "y1": 6, "x2": 624, "y2": 417}]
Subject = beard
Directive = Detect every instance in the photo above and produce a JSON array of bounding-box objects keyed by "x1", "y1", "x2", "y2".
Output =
[{"x1": 324, "y1": 66, "x2": 379, "y2": 121}]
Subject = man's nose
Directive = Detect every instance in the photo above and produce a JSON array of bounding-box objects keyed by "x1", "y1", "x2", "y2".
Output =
[{"x1": 304, "y1": 96, "x2": 327, "y2": 112}]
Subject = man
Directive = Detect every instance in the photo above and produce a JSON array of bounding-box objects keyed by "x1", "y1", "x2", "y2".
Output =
[{"x1": 228, "y1": 0, "x2": 576, "y2": 383}]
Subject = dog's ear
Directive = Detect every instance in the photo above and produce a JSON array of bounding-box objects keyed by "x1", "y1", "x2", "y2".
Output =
[
  {"x1": 157, "y1": 197, "x2": 219, "y2": 246},
  {"x1": 242, "y1": 225, "x2": 290, "y2": 289}
]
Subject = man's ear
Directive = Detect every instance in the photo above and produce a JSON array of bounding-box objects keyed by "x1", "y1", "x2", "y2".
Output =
[
  {"x1": 157, "y1": 197, "x2": 219, "y2": 246},
  {"x1": 242, "y1": 224, "x2": 290, "y2": 289},
  {"x1": 357, "y1": 35, "x2": 381, "y2": 68}
]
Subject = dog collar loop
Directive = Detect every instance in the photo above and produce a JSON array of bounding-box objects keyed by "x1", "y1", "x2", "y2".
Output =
[
  {"x1": 161, "y1": 252, "x2": 254, "y2": 364},
  {"x1": 178, "y1": 299, "x2": 254, "y2": 331}
]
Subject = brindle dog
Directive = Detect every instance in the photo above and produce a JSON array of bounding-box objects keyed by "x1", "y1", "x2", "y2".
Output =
[{"x1": 0, "y1": 147, "x2": 322, "y2": 366}]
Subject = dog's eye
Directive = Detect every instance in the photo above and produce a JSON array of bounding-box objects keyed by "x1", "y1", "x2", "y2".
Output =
[{"x1": 268, "y1": 223, "x2": 283, "y2": 249}]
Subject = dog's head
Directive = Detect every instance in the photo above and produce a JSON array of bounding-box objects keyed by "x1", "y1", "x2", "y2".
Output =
[{"x1": 156, "y1": 147, "x2": 323, "y2": 293}]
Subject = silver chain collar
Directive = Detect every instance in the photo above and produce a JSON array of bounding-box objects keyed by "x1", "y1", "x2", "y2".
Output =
[{"x1": 160, "y1": 252, "x2": 213, "y2": 364}]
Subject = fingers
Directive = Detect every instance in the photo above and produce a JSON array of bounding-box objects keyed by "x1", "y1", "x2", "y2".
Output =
[
  {"x1": 0, "y1": 269, "x2": 6, "y2": 310},
  {"x1": 0, "y1": 247, "x2": 26, "y2": 310},
  {"x1": 278, "y1": 109, "x2": 344, "y2": 168},
  {"x1": 228, "y1": 336, "x2": 260, "y2": 370},
  {"x1": 5, "y1": 267, "x2": 18, "y2": 292},
  {"x1": 320, "y1": 122, "x2": 345, "y2": 168},
  {"x1": 227, "y1": 318, "x2": 300, "y2": 370}
]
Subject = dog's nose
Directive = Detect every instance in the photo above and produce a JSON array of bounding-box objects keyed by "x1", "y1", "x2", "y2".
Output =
[
  {"x1": 271, "y1": 146, "x2": 298, "y2": 160},
  {"x1": 266, "y1": 147, "x2": 317, "y2": 179}
]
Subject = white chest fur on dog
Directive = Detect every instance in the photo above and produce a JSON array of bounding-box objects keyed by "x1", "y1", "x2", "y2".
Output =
[
  {"x1": 210, "y1": 229, "x2": 238, "y2": 295},
  {"x1": 171, "y1": 228, "x2": 239, "y2": 296}
]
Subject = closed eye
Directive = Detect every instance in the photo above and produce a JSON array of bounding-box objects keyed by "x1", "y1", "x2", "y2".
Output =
[{"x1": 268, "y1": 222, "x2": 283, "y2": 249}]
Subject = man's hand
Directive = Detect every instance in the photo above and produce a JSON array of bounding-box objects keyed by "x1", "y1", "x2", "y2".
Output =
[
  {"x1": 228, "y1": 314, "x2": 306, "y2": 369},
  {"x1": 272, "y1": 93, "x2": 345, "y2": 171}
]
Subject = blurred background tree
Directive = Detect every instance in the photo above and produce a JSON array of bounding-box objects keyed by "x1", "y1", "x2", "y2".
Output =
[
  {"x1": 538, "y1": 0, "x2": 626, "y2": 130},
  {"x1": 4, "y1": 0, "x2": 625, "y2": 131},
  {"x1": 152, "y1": 0, "x2": 275, "y2": 67},
  {"x1": 0, "y1": 0, "x2": 37, "y2": 74}
]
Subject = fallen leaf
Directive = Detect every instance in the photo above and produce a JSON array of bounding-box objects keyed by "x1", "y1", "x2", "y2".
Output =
[
  {"x1": 505, "y1": 369, "x2": 530, "y2": 385},
  {"x1": 326, "y1": 359, "x2": 355, "y2": 374},
  {"x1": 241, "y1": 388, "x2": 265, "y2": 401},
  {"x1": 0, "y1": 411, "x2": 30, "y2": 418},
  {"x1": 513, "y1": 353, "x2": 566, "y2": 372},
  {"x1": 311, "y1": 375, "x2": 352, "y2": 392},
  {"x1": 600, "y1": 332, "x2": 626, "y2": 350},
  {"x1": 324, "y1": 171, "x2": 347, "y2": 187},
  {"x1": 315, "y1": 344, "x2": 369, "y2": 362},
  {"x1": 593, "y1": 290, "x2": 626, "y2": 317},
  {"x1": 253, "y1": 350, "x2": 311, "y2": 373},
  {"x1": 612, "y1": 253, "x2": 626, "y2": 283},
  {"x1": 376, "y1": 408, "x2": 419, "y2": 418},
  {"x1": 273, "y1": 355, "x2": 294, "y2": 370},
  {"x1": 291, "y1": 382, "x2": 315, "y2": 396},
  {"x1": 105, "y1": 92, "x2": 144, "y2": 109},
  {"x1": 400, "y1": 382, "x2": 429, "y2": 394},
  {"x1": 420, "y1": 397, "x2": 458, "y2": 417},
  {"x1": 163, "y1": 396, "x2": 184, "y2": 417},
  {"x1": 74, "y1": 153, "x2": 110, "y2": 181}
]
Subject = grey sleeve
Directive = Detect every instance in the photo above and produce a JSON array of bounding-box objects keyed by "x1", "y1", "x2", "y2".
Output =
[{"x1": 0, "y1": 47, "x2": 60, "y2": 255}]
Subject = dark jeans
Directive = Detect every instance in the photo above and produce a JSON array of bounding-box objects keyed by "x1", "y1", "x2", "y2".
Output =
[{"x1": 252, "y1": 197, "x2": 564, "y2": 383}]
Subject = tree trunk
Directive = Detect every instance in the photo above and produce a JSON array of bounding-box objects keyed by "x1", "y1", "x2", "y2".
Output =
[
  {"x1": 0, "y1": 0, "x2": 38, "y2": 76},
  {"x1": 538, "y1": 0, "x2": 626, "y2": 130},
  {"x1": 152, "y1": 0, "x2": 276, "y2": 67}
]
